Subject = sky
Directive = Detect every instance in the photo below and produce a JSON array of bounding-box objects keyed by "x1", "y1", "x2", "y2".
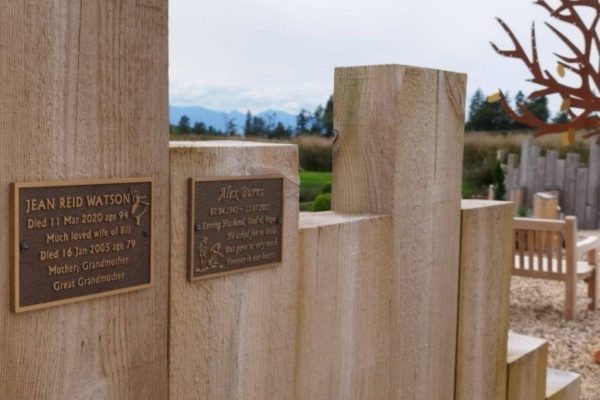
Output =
[{"x1": 169, "y1": 0, "x2": 580, "y2": 115}]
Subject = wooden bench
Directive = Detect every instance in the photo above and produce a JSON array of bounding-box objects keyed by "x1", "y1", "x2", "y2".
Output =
[{"x1": 513, "y1": 216, "x2": 600, "y2": 320}]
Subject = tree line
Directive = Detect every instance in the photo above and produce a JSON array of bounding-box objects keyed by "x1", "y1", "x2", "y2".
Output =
[
  {"x1": 466, "y1": 89, "x2": 568, "y2": 131},
  {"x1": 170, "y1": 95, "x2": 334, "y2": 138}
]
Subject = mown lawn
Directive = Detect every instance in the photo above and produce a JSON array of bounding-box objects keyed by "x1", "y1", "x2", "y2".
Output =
[
  {"x1": 462, "y1": 181, "x2": 478, "y2": 199},
  {"x1": 299, "y1": 171, "x2": 332, "y2": 211}
]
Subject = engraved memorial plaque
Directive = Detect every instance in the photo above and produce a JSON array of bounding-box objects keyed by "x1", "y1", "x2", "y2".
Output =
[
  {"x1": 12, "y1": 178, "x2": 153, "y2": 312},
  {"x1": 189, "y1": 176, "x2": 283, "y2": 281}
]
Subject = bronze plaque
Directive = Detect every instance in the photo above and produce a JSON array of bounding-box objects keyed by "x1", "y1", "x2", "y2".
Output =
[
  {"x1": 189, "y1": 176, "x2": 283, "y2": 281},
  {"x1": 12, "y1": 178, "x2": 153, "y2": 312}
]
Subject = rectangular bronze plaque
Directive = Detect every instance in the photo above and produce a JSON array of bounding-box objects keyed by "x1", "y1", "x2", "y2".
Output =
[
  {"x1": 189, "y1": 176, "x2": 284, "y2": 281},
  {"x1": 12, "y1": 178, "x2": 153, "y2": 312}
]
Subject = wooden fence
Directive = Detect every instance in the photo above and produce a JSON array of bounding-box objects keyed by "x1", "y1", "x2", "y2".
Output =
[
  {"x1": 0, "y1": 2, "x2": 579, "y2": 398},
  {"x1": 505, "y1": 138, "x2": 600, "y2": 229},
  {"x1": 0, "y1": 2, "x2": 169, "y2": 399}
]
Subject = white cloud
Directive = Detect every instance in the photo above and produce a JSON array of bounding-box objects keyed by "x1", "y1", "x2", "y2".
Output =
[
  {"x1": 169, "y1": 81, "x2": 331, "y2": 114},
  {"x1": 169, "y1": 0, "x2": 582, "y2": 114}
]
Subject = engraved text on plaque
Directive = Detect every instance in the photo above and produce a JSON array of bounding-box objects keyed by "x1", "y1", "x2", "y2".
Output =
[
  {"x1": 13, "y1": 178, "x2": 153, "y2": 312},
  {"x1": 189, "y1": 176, "x2": 283, "y2": 281}
]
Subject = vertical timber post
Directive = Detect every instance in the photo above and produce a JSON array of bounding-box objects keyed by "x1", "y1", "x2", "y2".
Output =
[
  {"x1": 455, "y1": 200, "x2": 513, "y2": 400},
  {"x1": 332, "y1": 64, "x2": 466, "y2": 399},
  {"x1": 0, "y1": 1, "x2": 168, "y2": 399},
  {"x1": 169, "y1": 141, "x2": 299, "y2": 399}
]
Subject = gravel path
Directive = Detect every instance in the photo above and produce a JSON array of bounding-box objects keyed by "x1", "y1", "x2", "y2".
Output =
[{"x1": 510, "y1": 276, "x2": 600, "y2": 400}]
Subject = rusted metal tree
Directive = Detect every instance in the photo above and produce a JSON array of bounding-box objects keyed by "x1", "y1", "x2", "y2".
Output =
[{"x1": 491, "y1": 0, "x2": 600, "y2": 141}]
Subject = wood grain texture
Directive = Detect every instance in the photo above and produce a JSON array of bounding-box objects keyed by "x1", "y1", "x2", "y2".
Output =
[
  {"x1": 294, "y1": 212, "x2": 393, "y2": 399},
  {"x1": 0, "y1": 1, "x2": 168, "y2": 399},
  {"x1": 545, "y1": 150, "x2": 558, "y2": 189},
  {"x1": 586, "y1": 141, "x2": 600, "y2": 229},
  {"x1": 520, "y1": 138, "x2": 532, "y2": 186},
  {"x1": 575, "y1": 168, "x2": 588, "y2": 225},
  {"x1": 533, "y1": 193, "x2": 559, "y2": 219},
  {"x1": 534, "y1": 156, "x2": 546, "y2": 195},
  {"x1": 169, "y1": 141, "x2": 299, "y2": 400},
  {"x1": 563, "y1": 153, "x2": 580, "y2": 215},
  {"x1": 526, "y1": 146, "x2": 540, "y2": 206},
  {"x1": 506, "y1": 333, "x2": 548, "y2": 400},
  {"x1": 455, "y1": 200, "x2": 513, "y2": 400},
  {"x1": 546, "y1": 368, "x2": 580, "y2": 400},
  {"x1": 556, "y1": 159, "x2": 566, "y2": 209},
  {"x1": 508, "y1": 153, "x2": 520, "y2": 190},
  {"x1": 509, "y1": 188, "x2": 525, "y2": 213},
  {"x1": 331, "y1": 64, "x2": 466, "y2": 399}
]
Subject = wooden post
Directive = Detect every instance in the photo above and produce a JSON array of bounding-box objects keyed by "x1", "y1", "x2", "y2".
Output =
[
  {"x1": 564, "y1": 217, "x2": 578, "y2": 320},
  {"x1": 169, "y1": 142, "x2": 299, "y2": 399},
  {"x1": 505, "y1": 154, "x2": 516, "y2": 195},
  {"x1": 546, "y1": 369, "x2": 580, "y2": 400},
  {"x1": 0, "y1": 2, "x2": 168, "y2": 399},
  {"x1": 555, "y1": 159, "x2": 566, "y2": 191},
  {"x1": 563, "y1": 153, "x2": 579, "y2": 215},
  {"x1": 526, "y1": 146, "x2": 540, "y2": 207},
  {"x1": 509, "y1": 188, "x2": 525, "y2": 214},
  {"x1": 533, "y1": 192, "x2": 559, "y2": 220},
  {"x1": 332, "y1": 65, "x2": 466, "y2": 399},
  {"x1": 520, "y1": 138, "x2": 532, "y2": 186},
  {"x1": 545, "y1": 150, "x2": 558, "y2": 189},
  {"x1": 534, "y1": 156, "x2": 546, "y2": 195},
  {"x1": 575, "y1": 168, "x2": 588, "y2": 226},
  {"x1": 295, "y1": 212, "x2": 393, "y2": 398},
  {"x1": 555, "y1": 159, "x2": 566, "y2": 211},
  {"x1": 488, "y1": 185, "x2": 496, "y2": 200},
  {"x1": 455, "y1": 200, "x2": 512, "y2": 400},
  {"x1": 506, "y1": 334, "x2": 548, "y2": 400},
  {"x1": 586, "y1": 141, "x2": 600, "y2": 228}
]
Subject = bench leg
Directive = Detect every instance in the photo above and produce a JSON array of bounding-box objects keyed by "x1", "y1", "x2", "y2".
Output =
[
  {"x1": 588, "y1": 249, "x2": 599, "y2": 311},
  {"x1": 588, "y1": 273, "x2": 598, "y2": 311},
  {"x1": 564, "y1": 280, "x2": 576, "y2": 320}
]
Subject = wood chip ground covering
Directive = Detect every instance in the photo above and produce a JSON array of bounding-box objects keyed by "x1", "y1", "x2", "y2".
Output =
[{"x1": 510, "y1": 276, "x2": 600, "y2": 400}]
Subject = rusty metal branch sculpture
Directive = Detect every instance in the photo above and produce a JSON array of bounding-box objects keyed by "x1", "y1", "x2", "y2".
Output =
[{"x1": 491, "y1": 0, "x2": 600, "y2": 141}]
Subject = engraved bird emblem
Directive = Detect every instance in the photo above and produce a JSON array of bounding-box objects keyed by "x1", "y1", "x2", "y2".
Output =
[{"x1": 130, "y1": 188, "x2": 150, "y2": 227}]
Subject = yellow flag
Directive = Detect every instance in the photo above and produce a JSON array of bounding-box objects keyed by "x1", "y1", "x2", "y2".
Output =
[
  {"x1": 557, "y1": 63, "x2": 566, "y2": 77},
  {"x1": 487, "y1": 92, "x2": 501, "y2": 103},
  {"x1": 560, "y1": 98, "x2": 571, "y2": 112}
]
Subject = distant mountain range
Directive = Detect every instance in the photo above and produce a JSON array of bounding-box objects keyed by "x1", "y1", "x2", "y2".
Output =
[{"x1": 169, "y1": 106, "x2": 297, "y2": 133}]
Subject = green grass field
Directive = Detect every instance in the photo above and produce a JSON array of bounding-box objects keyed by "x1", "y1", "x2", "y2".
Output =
[
  {"x1": 462, "y1": 181, "x2": 477, "y2": 199},
  {"x1": 299, "y1": 171, "x2": 332, "y2": 211}
]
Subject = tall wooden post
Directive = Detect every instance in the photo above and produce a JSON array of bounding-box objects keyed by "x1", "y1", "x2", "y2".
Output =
[
  {"x1": 332, "y1": 65, "x2": 466, "y2": 399},
  {"x1": 169, "y1": 141, "x2": 299, "y2": 399},
  {"x1": 0, "y1": 2, "x2": 168, "y2": 399},
  {"x1": 586, "y1": 141, "x2": 600, "y2": 228}
]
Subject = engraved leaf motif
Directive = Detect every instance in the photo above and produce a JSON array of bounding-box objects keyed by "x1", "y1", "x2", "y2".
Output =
[
  {"x1": 487, "y1": 92, "x2": 501, "y2": 103},
  {"x1": 560, "y1": 98, "x2": 571, "y2": 112}
]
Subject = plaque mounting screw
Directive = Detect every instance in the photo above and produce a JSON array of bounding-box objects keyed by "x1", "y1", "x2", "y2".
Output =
[
  {"x1": 194, "y1": 224, "x2": 201, "y2": 232},
  {"x1": 142, "y1": 230, "x2": 149, "y2": 238},
  {"x1": 19, "y1": 240, "x2": 30, "y2": 251}
]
